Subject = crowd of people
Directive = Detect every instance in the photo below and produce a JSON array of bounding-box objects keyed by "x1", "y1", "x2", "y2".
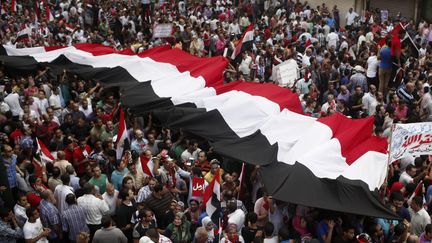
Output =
[{"x1": 1, "y1": 0, "x2": 432, "y2": 243}]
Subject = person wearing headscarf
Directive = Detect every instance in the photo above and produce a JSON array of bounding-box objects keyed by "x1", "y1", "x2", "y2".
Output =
[{"x1": 201, "y1": 216, "x2": 217, "y2": 243}]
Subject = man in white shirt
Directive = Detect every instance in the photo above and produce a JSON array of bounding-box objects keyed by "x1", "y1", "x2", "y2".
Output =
[
  {"x1": 421, "y1": 86, "x2": 432, "y2": 121},
  {"x1": 345, "y1": 8, "x2": 359, "y2": 27},
  {"x1": 180, "y1": 141, "x2": 201, "y2": 163},
  {"x1": 54, "y1": 174, "x2": 74, "y2": 214},
  {"x1": 399, "y1": 164, "x2": 416, "y2": 186},
  {"x1": 23, "y1": 207, "x2": 50, "y2": 243},
  {"x1": 239, "y1": 52, "x2": 253, "y2": 79},
  {"x1": 34, "y1": 90, "x2": 49, "y2": 116},
  {"x1": 77, "y1": 183, "x2": 109, "y2": 236},
  {"x1": 228, "y1": 19, "x2": 241, "y2": 36},
  {"x1": 366, "y1": 52, "x2": 379, "y2": 86},
  {"x1": 49, "y1": 87, "x2": 62, "y2": 122},
  {"x1": 409, "y1": 196, "x2": 431, "y2": 236},
  {"x1": 362, "y1": 85, "x2": 378, "y2": 116},
  {"x1": 4, "y1": 88, "x2": 23, "y2": 119},
  {"x1": 227, "y1": 201, "x2": 245, "y2": 233},
  {"x1": 326, "y1": 29, "x2": 339, "y2": 49},
  {"x1": 13, "y1": 193, "x2": 29, "y2": 228},
  {"x1": 102, "y1": 183, "x2": 119, "y2": 216}
]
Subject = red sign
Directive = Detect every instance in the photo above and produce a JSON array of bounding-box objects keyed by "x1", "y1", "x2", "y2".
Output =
[{"x1": 191, "y1": 178, "x2": 205, "y2": 198}]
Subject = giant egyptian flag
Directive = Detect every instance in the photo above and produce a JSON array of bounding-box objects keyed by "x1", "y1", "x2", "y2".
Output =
[{"x1": 0, "y1": 44, "x2": 396, "y2": 218}]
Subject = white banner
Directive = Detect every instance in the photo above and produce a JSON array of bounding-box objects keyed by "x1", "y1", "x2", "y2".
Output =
[
  {"x1": 390, "y1": 122, "x2": 432, "y2": 162},
  {"x1": 272, "y1": 59, "x2": 298, "y2": 87},
  {"x1": 152, "y1": 24, "x2": 173, "y2": 38}
]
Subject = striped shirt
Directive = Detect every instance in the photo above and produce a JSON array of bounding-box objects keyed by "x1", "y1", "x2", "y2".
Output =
[
  {"x1": 39, "y1": 199, "x2": 60, "y2": 239},
  {"x1": 0, "y1": 219, "x2": 23, "y2": 243},
  {"x1": 144, "y1": 193, "x2": 173, "y2": 229},
  {"x1": 62, "y1": 205, "x2": 90, "y2": 241},
  {"x1": 397, "y1": 87, "x2": 414, "y2": 104}
]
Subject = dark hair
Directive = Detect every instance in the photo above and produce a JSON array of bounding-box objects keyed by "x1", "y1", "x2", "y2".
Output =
[
  {"x1": 367, "y1": 222, "x2": 379, "y2": 235},
  {"x1": 264, "y1": 222, "x2": 275, "y2": 237},
  {"x1": 101, "y1": 215, "x2": 112, "y2": 228},
  {"x1": 153, "y1": 183, "x2": 163, "y2": 193},
  {"x1": 65, "y1": 193, "x2": 76, "y2": 205},
  {"x1": 26, "y1": 207, "x2": 38, "y2": 219},
  {"x1": 106, "y1": 149, "x2": 116, "y2": 157},
  {"x1": 390, "y1": 191, "x2": 404, "y2": 202},
  {"x1": 29, "y1": 175, "x2": 39, "y2": 185},
  {"x1": 118, "y1": 188, "x2": 130, "y2": 200},
  {"x1": 425, "y1": 224, "x2": 432, "y2": 234},
  {"x1": 342, "y1": 223, "x2": 355, "y2": 232},
  {"x1": 412, "y1": 196, "x2": 423, "y2": 207},
  {"x1": 406, "y1": 164, "x2": 415, "y2": 172},
  {"x1": 278, "y1": 226, "x2": 290, "y2": 240},
  {"x1": 247, "y1": 212, "x2": 258, "y2": 224},
  {"x1": 0, "y1": 208, "x2": 10, "y2": 219},
  {"x1": 52, "y1": 166, "x2": 61, "y2": 177},
  {"x1": 83, "y1": 183, "x2": 94, "y2": 194},
  {"x1": 61, "y1": 173, "x2": 71, "y2": 185}
]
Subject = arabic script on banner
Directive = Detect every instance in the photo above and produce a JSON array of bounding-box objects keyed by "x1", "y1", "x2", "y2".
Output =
[
  {"x1": 390, "y1": 122, "x2": 432, "y2": 162},
  {"x1": 191, "y1": 178, "x2": 205, "y2": 197},
  {"x1": 153, "y1": 24, "x2": 173, "y2": 38}
]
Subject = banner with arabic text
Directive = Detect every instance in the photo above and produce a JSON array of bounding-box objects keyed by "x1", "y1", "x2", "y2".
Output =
[
  {"x1": 390, "y1": 122, "x2": 432, "y2": 162},
  {"x1": 191, "y1": 178, "x2": 205, "y2": 198}
]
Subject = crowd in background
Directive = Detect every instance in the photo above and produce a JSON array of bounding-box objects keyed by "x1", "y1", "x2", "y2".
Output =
[{"x1": 1, "y1": 0, "x2": 432, "y2": 243}]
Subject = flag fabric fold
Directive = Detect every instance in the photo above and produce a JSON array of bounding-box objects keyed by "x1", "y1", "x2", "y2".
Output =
[{"x1": 0, "y1": 44, "x2": 397, "y2": 218}]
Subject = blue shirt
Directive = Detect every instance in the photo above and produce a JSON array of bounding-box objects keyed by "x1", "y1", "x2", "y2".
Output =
[
  {"x1": 111, "y1": 168, "x2": 129, "y2": 190},
  {"x1": 379, "y1": 47, "x2": 392, "y2": 69},
  {"x1": 317, "y1": 220, "x2": 329, "y2": 243},
  {"x1": 3, "y1": 155, "x2": 17, "y2": 188},
  {"x1": 39, "y1": 199, "x2": 61, "y2": 239},
  {"x1": 62, "y1": 205, "x2": 90, "y2": 241}
]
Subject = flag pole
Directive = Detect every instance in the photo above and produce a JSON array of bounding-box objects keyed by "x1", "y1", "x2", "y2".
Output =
[
  {"x1": 383, "y1": 124, "x2": 395, "y2": 199},
  {"x1": 237, "y1": 162, "x2": 245, "y2": 200}
]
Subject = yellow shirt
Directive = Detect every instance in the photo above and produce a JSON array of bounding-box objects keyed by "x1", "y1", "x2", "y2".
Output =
[{"x1": 204, "y1": 169, "x2": 224, "y2": 184}]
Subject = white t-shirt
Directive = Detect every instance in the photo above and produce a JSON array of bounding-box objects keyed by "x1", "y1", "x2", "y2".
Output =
[
  {"x1": 399, "y1": 171, "x2": 414, "y2": 186},
  {"x1": 23, "y1": 218, "x2": 48, "y2": 243},
  {"x1": 228, "y1": 209, "x2": 245, "y2": 232},
  {"x1": 54, "y1": 184, "x2": 74, "y2": 214},
  {"x1": 326, "y1": 32, "x2": 339, "y2": 49},
  {"x1": 239, "y1": 56, "x2": 252, "y2": 75},
  {"x1": 346, "y1": 11, "x2": 359, "y2": 26},
  {"x1": 366, "y1": 56, "x2": 379, "y2": 78},
  {"x1": 4, "y1": 93, "x2": 23, "y2": 117}
]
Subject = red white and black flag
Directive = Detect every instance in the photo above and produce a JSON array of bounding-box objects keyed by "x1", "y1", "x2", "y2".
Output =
[
  {"x1": 203, "y1": 168, "x2": 221, "y2": 225},
  {"x1": 231, "y1": 24, "x2": 254, "y2": 60},
  {"x1": 36, "y1": 138, "x2": 55, "y2": 163},
  {"x1": 116, "y1": 107, "x2": 129, "y2": 160},
  {"x1": 0, "y1": 44, "x2": 397, "y2": 219}
]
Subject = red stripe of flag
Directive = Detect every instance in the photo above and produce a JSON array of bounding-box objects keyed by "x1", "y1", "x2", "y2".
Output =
[{"x1": 116, "y1": 107, "x2": 128, "y2": 160}]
